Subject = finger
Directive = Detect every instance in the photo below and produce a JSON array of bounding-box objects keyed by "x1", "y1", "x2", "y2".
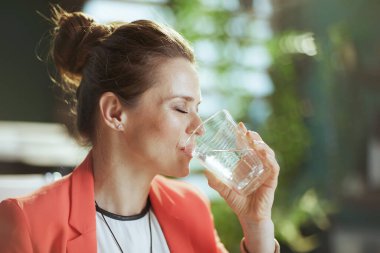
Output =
[
  {"x1": 236, "y1": 122, "x2": 248, "y2": 150},
  {"x1": 260, "y1": 154, "x2": 280, "y2": 188},
  {"x1": 238, "y1": 122, "x2": 248, "y2": 134},
  {"x1": 247, "y1": 130, "x2": 263, "y2": 142},
  {"x1": 256, "y1": 148, "x2": 278, "y2": 172},
  {"x1": 204, "y1": 170, "x2": 232, "y2": 197},
  {"x1": 265, "y1": 154, "x2": 280, "y2": 175},
  {"x1": 252, "y1": 139, "x2": 275, "y2": 158},
  {"x1": 247, "y1": 131, "x2": 275, "y2": 157},
  {"x1": 204, "y1": 170, "x2": 225, "y2": 190}
]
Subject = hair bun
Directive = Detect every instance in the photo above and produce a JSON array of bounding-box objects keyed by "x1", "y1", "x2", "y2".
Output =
[{"x1": 50, "y1": 6, "x2": 112, "y2": 86}]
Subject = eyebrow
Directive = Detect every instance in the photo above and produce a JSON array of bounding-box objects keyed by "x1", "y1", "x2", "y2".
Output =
[{"x1": 164, "y1": 95, "x2": 202, "y2": 104}]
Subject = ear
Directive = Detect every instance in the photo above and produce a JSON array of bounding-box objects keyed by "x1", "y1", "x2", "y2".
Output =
[{"x1": 98, "y1": 92, "x2": 126, "y2": 131}]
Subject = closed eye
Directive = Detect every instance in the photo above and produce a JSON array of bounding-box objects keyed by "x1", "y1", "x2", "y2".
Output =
[{"x1": 176, "y1": 108, "x2": 188, "y2": 114}]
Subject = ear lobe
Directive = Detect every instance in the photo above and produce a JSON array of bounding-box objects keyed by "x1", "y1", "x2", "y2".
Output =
[{"x1": 99, "y1": 92, "x2": 126, "y2": 131}]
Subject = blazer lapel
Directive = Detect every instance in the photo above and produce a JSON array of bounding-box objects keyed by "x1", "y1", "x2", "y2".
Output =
[
  {"x1": 67, "y1": 231, "x2": 97, "y2": 253},
  {"x1": 67, "y1": 152, "x2": 97, "y2": 253},
  {"x1": 65, "y1": 154, "x2": 197, "y2": 253},
  {"x1": 150, "y1": 178, "x2": 195, "y2": 253}
]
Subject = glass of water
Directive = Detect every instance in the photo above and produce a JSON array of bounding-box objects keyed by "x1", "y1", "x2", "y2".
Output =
[{"x1": 185, "y1": 109, "x2": 270, "y2": 196}]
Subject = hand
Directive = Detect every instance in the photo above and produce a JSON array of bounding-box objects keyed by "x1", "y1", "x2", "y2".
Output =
[
  {"x1": 205, "y1": 122, "x2": 280, "y2": 252},
  {"x1": 205, "y1": 122, "x2": 280, "y2": 222}
]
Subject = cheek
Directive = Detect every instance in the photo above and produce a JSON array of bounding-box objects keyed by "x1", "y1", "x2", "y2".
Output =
[
  {"x1": 130, "y1": 110, "x2": 188, "y2": 155},
  {"x1": 154, "y1": 114, "x2": 184, "y2": 143},
  {"x1": 141, "y1": 115, "x2": 183, "y2": 165}
]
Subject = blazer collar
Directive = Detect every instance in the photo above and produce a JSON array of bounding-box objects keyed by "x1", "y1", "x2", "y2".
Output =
[
  {"x1": 150, "y1": 177, "x2": 194, "y2": 253},
  {"x1": 69, "y1": 151, "x2": 96, "y2": 234},
  {"x1": 68, "y1": 152, "x2": 194, "y2": 253}
]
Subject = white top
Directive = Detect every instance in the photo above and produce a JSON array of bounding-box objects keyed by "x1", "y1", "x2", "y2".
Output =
[{"x1": 96, "y1": 201, "x2": 170, "y2": 253}]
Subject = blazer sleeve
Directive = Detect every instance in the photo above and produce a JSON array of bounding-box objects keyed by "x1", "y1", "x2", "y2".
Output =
[{"x1": 0, "y1": 199, "x2": 33, "y2": 253}]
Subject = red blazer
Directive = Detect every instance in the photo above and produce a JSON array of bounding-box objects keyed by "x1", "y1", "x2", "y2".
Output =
[{"x1": 0, "y1": 152, "x2": 228, "y2": 253}]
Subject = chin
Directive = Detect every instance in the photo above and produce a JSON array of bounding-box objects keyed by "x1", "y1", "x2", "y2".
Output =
[
  {"x1": 163, "y1": 165, "x2": 190, "y2": 178},
  {"x1": 177, "y1": 167, "x2": 190, "y2": 178}
]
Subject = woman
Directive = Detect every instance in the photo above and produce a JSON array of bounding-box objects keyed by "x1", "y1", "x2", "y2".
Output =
[{"x1": 0, "y1": 6, "x2": 280, "y2": 253}]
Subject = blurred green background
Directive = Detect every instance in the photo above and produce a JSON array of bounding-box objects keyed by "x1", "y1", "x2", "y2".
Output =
[{"x1": 1, "y1": 0, "x2": 380, "y2": 252}]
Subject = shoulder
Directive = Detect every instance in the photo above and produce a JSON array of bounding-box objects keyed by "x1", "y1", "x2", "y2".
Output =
[
  {"x1": 0, "y1": 198, "x2": 33, "y2": 251},
  {"x1": 0, "y1": 172, "x2": 73, "y2": 222},
  {"x1": 0, "y1": 173, "x2": 75, "y2": 250},
  {"x1": 0, "y1": 174, "x2": 74, "y2": 251}
]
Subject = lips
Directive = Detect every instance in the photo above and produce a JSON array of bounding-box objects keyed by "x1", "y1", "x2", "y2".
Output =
[{"x1": 181, "y1": 143, "x2": 195, "y2": 158}]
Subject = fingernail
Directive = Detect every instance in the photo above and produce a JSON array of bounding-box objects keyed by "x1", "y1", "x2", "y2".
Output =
[{"x1": 239, "y1": 122, "x2": 248, "y2": 132}]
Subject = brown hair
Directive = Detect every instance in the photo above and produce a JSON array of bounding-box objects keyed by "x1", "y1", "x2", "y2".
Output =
[{"x1": 49, "y1": 6, "x2": 194, "y2": 145}]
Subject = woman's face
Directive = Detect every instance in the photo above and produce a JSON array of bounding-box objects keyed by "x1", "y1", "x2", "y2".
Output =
[{"x1": 122, "y1": 57, "x2": 202, "y2": 177}]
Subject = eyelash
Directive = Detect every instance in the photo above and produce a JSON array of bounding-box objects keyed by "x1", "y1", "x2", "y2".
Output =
[{"x1": 176, "y1": 108, "x2": 188, "y2": 114}]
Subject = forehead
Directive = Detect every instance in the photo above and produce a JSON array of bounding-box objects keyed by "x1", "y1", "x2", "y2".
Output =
[{"x1": 147, "y1": 57, "x2": 201, "y2": 102}]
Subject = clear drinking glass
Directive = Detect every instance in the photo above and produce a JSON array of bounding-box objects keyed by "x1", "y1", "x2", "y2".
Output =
[{"x1": 185, "y1": 109, "x2": 270, "y2": 196}]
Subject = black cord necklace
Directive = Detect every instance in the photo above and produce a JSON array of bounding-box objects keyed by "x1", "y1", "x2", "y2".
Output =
[{"x1": 95, "y1": 201, "x2": 153, "y2": 253}]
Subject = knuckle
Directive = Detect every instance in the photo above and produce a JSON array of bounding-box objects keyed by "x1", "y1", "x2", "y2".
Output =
[{"x1": 249, "y1": 130, "x2": 259, "y2": 137}]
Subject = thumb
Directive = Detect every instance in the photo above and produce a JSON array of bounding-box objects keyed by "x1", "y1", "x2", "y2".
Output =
[{"x1": 204, "y1": 170, "x2": 231, "y2": 197}]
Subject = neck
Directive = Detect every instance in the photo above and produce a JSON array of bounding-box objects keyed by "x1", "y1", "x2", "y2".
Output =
[{"x1": 92, "y1": 145, "x2": 155, "y2": 216}]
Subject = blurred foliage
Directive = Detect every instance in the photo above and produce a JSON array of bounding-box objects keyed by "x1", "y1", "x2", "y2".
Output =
[
  {"x1": 211, "y1": 200, "x2": 243, "y2": 253},
  {"x1": 168, "y1": 0, "x2": 336, "y2": 252},
  {"x1": 264, "y1": 34, "x2": 317, "y2": 252},
  {"x1": 265, "y1": 32, "x2": 311, "y2": 193}
]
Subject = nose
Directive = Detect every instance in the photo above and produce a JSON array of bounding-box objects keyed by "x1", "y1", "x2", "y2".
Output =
[
  {"x1": 187, "y1": 113, "x2": 205, "y2": 136},
  {"x1": 194, "y1": 123, "x2": 205, "y2": 136}
]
